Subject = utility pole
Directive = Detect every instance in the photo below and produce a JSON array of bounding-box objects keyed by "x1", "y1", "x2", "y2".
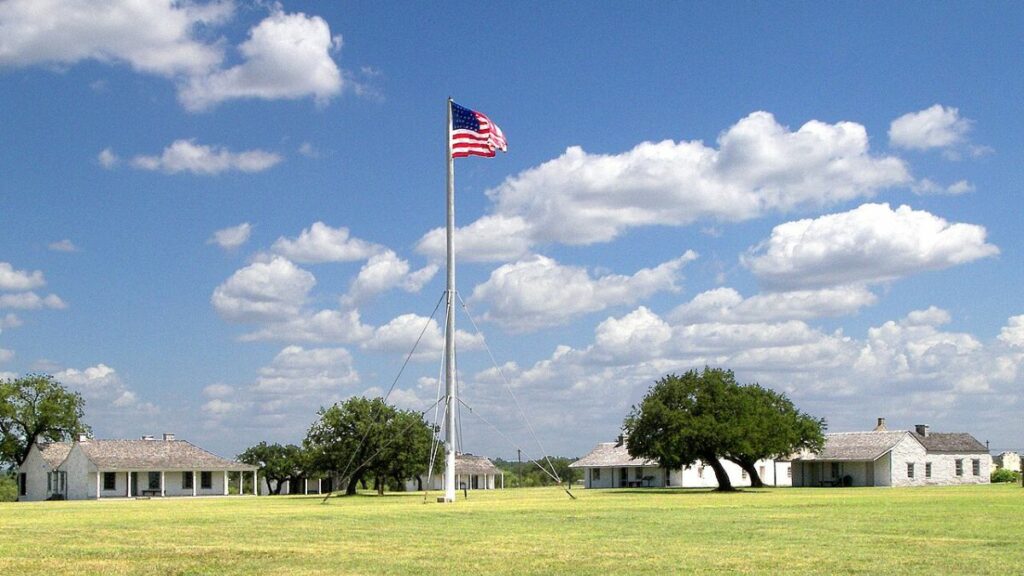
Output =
[{"x1": 517, "y1": 449, "x2": 522, "y2": 488}]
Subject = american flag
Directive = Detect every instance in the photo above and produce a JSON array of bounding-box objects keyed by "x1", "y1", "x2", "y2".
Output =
[{"x1": 450, "y1": 101, "x2": 507, "y2": 158}]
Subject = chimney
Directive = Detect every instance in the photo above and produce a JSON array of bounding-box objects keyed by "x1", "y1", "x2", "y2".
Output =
[
  {"x1": 915, "y1": 424, "x2": 929, "y2": 437},
  {"x1": 141, "y1": 435, "x2": 155, "y2": 441},
  {"x1": 873, "y1": 417, "x2": 887, "y2": 431},
  {"x1": 163, "y1": 433, "x2": 175, "y2": 442}
]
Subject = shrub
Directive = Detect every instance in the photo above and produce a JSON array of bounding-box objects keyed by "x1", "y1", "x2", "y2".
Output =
[
  {"x1": 990, "y1": 468, "x2": 1020, "y2": 483},
  {"x1": 0, "y1": 473, "x2": 17, "y2": 502}
]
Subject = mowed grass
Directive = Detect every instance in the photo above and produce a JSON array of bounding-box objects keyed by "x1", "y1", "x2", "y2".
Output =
[{"x1": 1, "y1": 484, "x2": 1022, "y2": 575}]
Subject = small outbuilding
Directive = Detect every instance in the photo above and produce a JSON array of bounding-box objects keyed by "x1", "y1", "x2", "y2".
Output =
[{"x1": 406, "y1": 453, "x2": 504, "y2": 492}]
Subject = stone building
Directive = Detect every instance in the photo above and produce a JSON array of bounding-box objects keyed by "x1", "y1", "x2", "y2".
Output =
[{"x1": 790, "y1": 418, "x2": 991, "y2": 487}]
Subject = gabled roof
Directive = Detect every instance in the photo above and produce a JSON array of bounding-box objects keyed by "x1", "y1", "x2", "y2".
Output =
[
  {"x1": 569, "y1": 442, "x2": 656, "y2": 468},
  {"x1": 72, "y1": 439, "x2": 255, "y2": 471},
  {"x1": 38, "y1": 442, "x2": 72, "y2": 468},
  {"x1": 792, "y1": 431, "x2": 912, "y2": 462},
  {"x1": 912, "y1": 432, "x2": 987, "y2": 453},
  {"x1": 454, "y1": 454, "x2": 501, "y2": 475}
]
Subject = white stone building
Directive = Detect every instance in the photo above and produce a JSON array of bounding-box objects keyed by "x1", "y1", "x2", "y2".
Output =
[
  {"x1": 790, "y1": 419, "x2": 991, "y2": 487},
  {"x1": 993, "y1": 451, "x2": 1021, "y2": 472},
  {"x1": 569, "y1": 440, "x2": 791, "y2": 489},
  {"x1": 16, "y1": 434, "x2": 257, "y2": 501}
]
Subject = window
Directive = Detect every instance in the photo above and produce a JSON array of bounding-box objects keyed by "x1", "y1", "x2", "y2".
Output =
[
  {"x1": 19, "y1": 473, "x2": 27, "y2": 496},
  {"x1": 741, "y1": 469, "x2": 748, "y2": 480},
  {"x1": 925, "y1": 463, "x2": 932, "y2": 478},
  {"x1": 759, "y1": 465, "x2": 766, "y2": 479},
  {"x1": 907, "y1": 463, "x2": 915, "y2": 478},
  {"x1": 201, "y1": 471, "x2": 213, "y2": 489},
  {"x1": 592, "y1": 468, "x2": 601, "y2": 481},
  {"x1": 972, "y1": 459, "x2": 980, "y2": 476},
  {"x1": 698, "y1": 466, "x2": 704, "y2": 479},
  {"x1": 831, "y1": 463, "x2": 840, "y2": 478},
  {"x1": 183, "y1": 471, "x2": 194, "y2": 490},
  {"x1": 47, "y1": 472, "x2": 54, "y2": 492},
  {"x1": 787, "y1": 466, "x2": 792, "y2": 479},
  {"x1": 148, "y1": 472, "x2": 160, "y2": 490},
  {"x1": 103, "y1": 471, "x2": 116, "y2": 491},
  {"x1": 59, "y1": 472, "x2": 65, "y2": 493},
  {"x1": 955, "y1": 459, "x2": 963, "y2": 476}
]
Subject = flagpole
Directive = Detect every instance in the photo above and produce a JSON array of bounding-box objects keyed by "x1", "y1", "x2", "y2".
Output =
[{"x1": 444, "y1": 97, "x2": 457, "y2": 503}]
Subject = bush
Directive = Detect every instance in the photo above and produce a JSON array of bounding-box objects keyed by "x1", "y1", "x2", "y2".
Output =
[
  {"x1": 0, "y1": 473, "x2": 17, "y2": 502},
  {"x1": 990, "y1": 468, "x2": 1020, "y2": 483}
]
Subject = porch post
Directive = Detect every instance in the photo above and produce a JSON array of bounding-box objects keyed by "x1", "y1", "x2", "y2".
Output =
[
  {"x1": 238, "y1": 471, "x2": 243, "y2": 495},
  {"x1": 160, "y1": 471, "x2": 165, "y2": 497},
  {"x1": 223, "y1": 470, "x2": 229, "y2": 495},
  {"x1": 253, "y1": 470, "x2": 258, "y2": 496},
  {"x1": 127, "y1": 471, "x2": 132, "y2": 498},
  {"x1": 192, "y1": 471, "x2": 197, "y2": 497},
  {"x1": 317, "y1": 478, "x2": 322, "y2": 494},
  {"x1": 96, "y1": 470, "x2": 101, "y2": 499}
]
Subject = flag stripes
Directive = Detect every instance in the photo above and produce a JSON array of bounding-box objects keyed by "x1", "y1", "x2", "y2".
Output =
[{"x1": 450, "y1": 101, "x2": 507, "y2": 158}]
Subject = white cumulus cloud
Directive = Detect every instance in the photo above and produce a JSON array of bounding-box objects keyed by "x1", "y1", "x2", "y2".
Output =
[
  {"x1": 0, "y1": 0, "x2": 230, "y2": 76},
  {"x1": 670, "y1": 285, "x2": 878, "y2": 324},
  {"x1": 211, "y1": 256, "x2": 315, "y2": 322},
  {"x1": 427, "y1": 111, "x2": 910, "y2": 255},
  {"x1": 131, "y1": 139, "x2": 281, "y2": 175},
  {"x1": 342, "y1": 250, "x2": 438, "y2": 305},
  {"x1": 0, "y1": 262, "x2": 46, "y2": 291},
  {"x1": 271, "y1": 221, "x2": 380, "y2": 264},
  {"x1": 468, "y1": 252, "x2": 697, "y2": 332},
  {"x1": 0, "y1": 292, "x2": 66, "y2": 310},
  {"x1": 208, "y1": 222, "x2": 252, "y2": 251},
  {"x1": 743, "y1": 203, "x2": 999, "y2": 291},
  {"x1": 179, "y1": 10, "x2": 343, "y2": 111},
  {"x1": 889, "y1": 104, "x2": 972, "y2": 150}
]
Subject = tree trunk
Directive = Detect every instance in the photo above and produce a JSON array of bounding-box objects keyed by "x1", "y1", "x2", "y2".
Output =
[
  {"x1": 727, "y1": 457, "x2": 764, "y2": 488},
  {"x1": 704, "y1": 454, "x2": 734, "y2": 491},
  {"x1": 345, "y1": 471, "x2": 363, "y2": 495}
]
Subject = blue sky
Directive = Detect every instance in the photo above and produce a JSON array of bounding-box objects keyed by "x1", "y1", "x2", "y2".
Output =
[{"x1": 1, "y1": 1, "x2": 1022, "y2": 460}]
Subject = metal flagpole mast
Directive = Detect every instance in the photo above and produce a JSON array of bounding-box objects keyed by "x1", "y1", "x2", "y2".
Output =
[{"x1": 444, "y1": 97, "x2": 457, "y2": 503}]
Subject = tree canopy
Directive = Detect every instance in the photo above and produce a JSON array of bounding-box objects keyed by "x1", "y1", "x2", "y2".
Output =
[
  {"x1": 623, "y1": 367, "x2": 824, "y2": 491},
  {"x1": 0, "y1": 374, "x2": 89, "y2": 469},
  {"x1": 304, "y1": 397, "x2": 436, "y2": 495},
  {"x1": 237, "y1": 442, "x2": 309, "y2": 495}
]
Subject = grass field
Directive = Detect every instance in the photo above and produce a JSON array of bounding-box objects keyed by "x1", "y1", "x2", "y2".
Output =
[{"x1": 1, "y1": 484, "x2": 1022, "y2": 575}]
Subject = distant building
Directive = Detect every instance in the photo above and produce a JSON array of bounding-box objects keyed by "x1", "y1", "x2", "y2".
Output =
[
  {"x1": 790, "y1": 418, "x2": 991, "y2": 487},
  {"x1": 568, "y1": 438, "x2": 790, "y2": 489},
  {"x1": 16, "y1": 434, "x2": 257, "y2": 501},
  {"x1": 405, "y1": 453, "x2": 504, "y2": 492},
  {"x1": 993, "y1": 451, "x2": 1021, "y2": 472}
]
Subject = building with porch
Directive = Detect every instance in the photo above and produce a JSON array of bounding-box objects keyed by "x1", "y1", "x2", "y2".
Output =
[
  {"x1": 405, "y1": 453, "x2": 504, "y2": 492},
  {"x1": 569, "y1": 439, "x2": 790, "y2": 488},
  {"x1": 790, "y1": 418, "x2": 991, "y2": 487},
  {"x1": 16, "y1": 434, "x2": 258, "y2": 501}
]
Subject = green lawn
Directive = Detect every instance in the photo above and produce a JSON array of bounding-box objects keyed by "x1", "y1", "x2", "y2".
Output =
[{"x1": 1, "y1": 484, "x2": 1021, "y2": 575}]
